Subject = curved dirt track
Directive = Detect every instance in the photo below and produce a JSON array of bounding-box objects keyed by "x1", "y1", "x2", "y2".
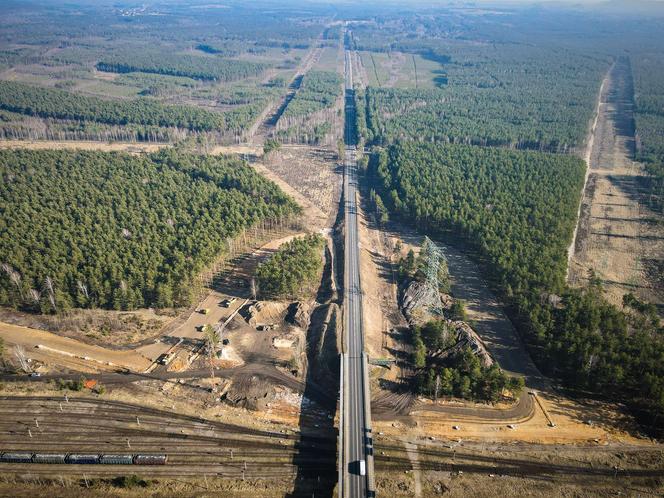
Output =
[{"x1": 372, "y1": 390, "x2": 535, "y2": 424}]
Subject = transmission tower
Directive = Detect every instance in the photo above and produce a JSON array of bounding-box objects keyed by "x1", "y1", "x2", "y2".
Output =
[{"x1": 418, "y1": 237, "x2": 447, "y2": 316}]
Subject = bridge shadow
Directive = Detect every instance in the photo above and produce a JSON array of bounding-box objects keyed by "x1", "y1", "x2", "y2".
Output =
[{"x1": 287, "y1": 242, "x2": 341, "y2": 497}]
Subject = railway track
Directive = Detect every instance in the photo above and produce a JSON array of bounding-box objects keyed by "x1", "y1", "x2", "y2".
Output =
[
  {"x1": 371, "y1": 442, "x2": 664, "y2": 481},
  {"x1": 0, "y1": 396, "x2": 337, "y2": 479},
  {"x1": 0, "y1": 397, "x2": 659, "y2": 485},
  {"x1": 0, "y1": 396, "x2": 333, "y2": 441}
]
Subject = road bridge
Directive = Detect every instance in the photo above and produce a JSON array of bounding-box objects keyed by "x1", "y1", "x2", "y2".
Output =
[{"x1": 339, "y1": 38, "x2": 375, "y2": 498}]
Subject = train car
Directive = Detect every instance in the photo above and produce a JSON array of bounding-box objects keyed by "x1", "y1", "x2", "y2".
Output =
[
  {"x1": 66, "y1": 454, "x2": 100, "y2": 464},
  {"x1": 133, "y1": 454, "x2": 168, "y2": 465},
  {"x1": 32, "y1": 453, "x2": 67, "y2": 464},
  {"x1": 1, "y1": 452, "x2": 33, "y2": 463},
  {"x1": 99, "y1": 454, "x2": 134, "y2": 465}
]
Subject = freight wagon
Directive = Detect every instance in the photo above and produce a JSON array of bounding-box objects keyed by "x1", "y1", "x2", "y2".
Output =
[
  {"x1": 32, "y1": 453, "x2": 66, "y2": 464},
  {"x1": 0, "y1": 452, "x2": 168, "y2": 465},
  {"x1": 99, "y1": 454, "x2": 134, "y2": 465},
  {"x1": 0, "y1": 453, "x2": 33, "y2": 463}
]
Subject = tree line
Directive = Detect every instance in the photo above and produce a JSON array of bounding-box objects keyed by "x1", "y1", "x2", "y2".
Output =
[
  {"x1": 281, "y1": 71, "x2": 342, "y2": 120},
  {"x1": 0, "y1": 80, "x2": 262, "y2": 135},
  {"x1": 370, "y1": 142, "x2": 664, "y2": 436},
  {"x1": 0, "y1": 149, "x2": 300, "y2": 312},
  {"x1": 354, "y1": 42, "x2": 608, "y2": 153},
  {"x1": 96, "y1": 52, "x2": 269, "y2": 82},
  {"x1": 633, "y1": 53, "x2": 664, "y2": 214}
]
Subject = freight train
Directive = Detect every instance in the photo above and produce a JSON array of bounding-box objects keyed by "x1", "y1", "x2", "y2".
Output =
[{"x1": 0, "y1": 452, "x2": 167, "y2": 465}]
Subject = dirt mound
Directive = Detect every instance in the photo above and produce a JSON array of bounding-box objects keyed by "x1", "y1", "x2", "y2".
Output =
[
  {"x1": 286, "y1": 301, "x2": 312, "y2": 329},
  {"x1": 222, "y1": 374, "x2": 277, "y2": 411},
  {"x1": 242, "y1": 301, "x2": 289, "y2": 328},
  {"x1": 449, "y1": 321, "x2": 493, "y2": 367},
  {"x1": 401, "y1": 279, "x2": 453, "y2": 325},
  {"x1": 218, "y1": 345, "x2": 244, "y2": 367}
]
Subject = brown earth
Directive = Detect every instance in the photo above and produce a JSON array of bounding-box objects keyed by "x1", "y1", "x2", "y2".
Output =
[
  {"x1": 0, "y1": 322, "x2": 152, "y2": 372},
  {"x1": 568, "y1": 57, "x2": 664, "y2": 310},
  {"x1": 374, "y1": 438, "x2": 664, "y2": 498},
  {"x1": 356, "y1": 212, "x2": 648, "y2": 445},
  {"x1": 0, "y1": 139, "x2": 167, "y2": 153},
  {"x1": 262, "y1": 146, "x2": 342, "y2": 223}
]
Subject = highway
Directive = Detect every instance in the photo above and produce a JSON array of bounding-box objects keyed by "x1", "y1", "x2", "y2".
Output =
[{"x1": 342, "y1": 43, "x2": 374, "y2": 497}]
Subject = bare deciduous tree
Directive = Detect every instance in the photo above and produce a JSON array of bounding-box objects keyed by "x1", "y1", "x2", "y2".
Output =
[
  {"x1": 203, "y1": 324, "x2": 220, "y2": 382},
  {"x1": 44, "y1": 276, "x2": 56, "y2": 311},
  {"x1": 2, "y1": 263, "x2": 23, "y2": 298},
  {"x1": 28, "y1": 289, "x2": 41, "y2": 303},
  {"x1": 77, "y1": 280, "x2": 89, "y2": 299},
  {"x1": 14, "y1": 345, "x2": 30, "y2": 373}
]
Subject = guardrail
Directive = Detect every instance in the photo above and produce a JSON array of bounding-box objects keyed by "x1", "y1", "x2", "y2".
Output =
[
  {"x1": 362, "y1": 353, "x2": 376, "y2": 496},
  {"x1": 338, "y1": 352, "x2": 346, "y2": 498}
]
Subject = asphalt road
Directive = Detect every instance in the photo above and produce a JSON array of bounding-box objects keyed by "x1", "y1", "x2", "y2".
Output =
[{"x1": 343, "y1": 47, "x2": 371, "y2": 498}]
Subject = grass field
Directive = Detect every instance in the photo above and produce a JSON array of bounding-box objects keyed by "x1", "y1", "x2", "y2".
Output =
[{"x1": 358, "y1": 50, "x2": 444, "y2": 88}]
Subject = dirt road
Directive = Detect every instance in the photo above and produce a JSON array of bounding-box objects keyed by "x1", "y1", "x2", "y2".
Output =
[
  {"x1": 568, "y1": 57, "x2": 664, "y2": 309},
  {"x1": 438, "y1": 241, "x2": 546, "y2": 387}
]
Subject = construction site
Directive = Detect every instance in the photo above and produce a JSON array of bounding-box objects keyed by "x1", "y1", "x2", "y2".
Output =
[{"x1": 0, "y1": 8, "x2": 663, "y2": 498}]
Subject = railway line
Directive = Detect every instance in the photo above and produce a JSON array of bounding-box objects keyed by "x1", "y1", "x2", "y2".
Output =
[
  {"x1": 0, "y1": 396, "x2": 335, "y2": 479},
  {"x1": 0, "y1": 398, "x2": 659, "y2": 492}
]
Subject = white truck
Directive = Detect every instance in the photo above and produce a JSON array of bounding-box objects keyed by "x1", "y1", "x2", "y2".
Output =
[{"x1": 359, "y1": 459, "x2": 366, "y2": 476}]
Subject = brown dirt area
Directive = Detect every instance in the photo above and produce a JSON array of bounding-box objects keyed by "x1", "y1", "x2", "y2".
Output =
[
  {"x1": 374, "y1": 438, "x2": 664, "y2": 498},
  {"x1": 356, "y1": 212, "x2": 649, "y2": 446},
  {"x1": 0, "y1": 307, "x2": 174, "y2": 348},
  {"x1": 233, "y1": 145, "x2": 341, "y2": 232},
  {"x1": 376, "y1": 389, "x2": 649, "y2": 446},
  {"x1": 568, "y1": 58, "x2": 664, "y2": 310},
  {"x1": 357, "y1": 198, "x2": 405, "y2": 363},
  {"x1": 0, "y1": 322, "x2": 152, "y2": 372},
  {"x1": 0, "y1": 139, "x2": 168, "y2": 153},
  {"x1": 261, "y1": 146, "x2": 342, "y2": 222}
]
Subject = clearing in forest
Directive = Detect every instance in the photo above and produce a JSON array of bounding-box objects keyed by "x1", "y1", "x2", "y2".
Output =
[{"x1": 568, "y1": 57, "x2": 664, "y2": 310}]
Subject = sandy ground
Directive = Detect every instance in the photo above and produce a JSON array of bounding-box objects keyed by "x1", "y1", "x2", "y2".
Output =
[
  {"x1": 383, "y1": 389, "x2": 649, "y2": 445},
  {"x1": 250, "y1": 155, "x2": 333, "y2": 232},
  {"x1": 0, "y1": 307, "x2": 173, "y2": 347},
  {"x1": 357, "y1": 214, "x2": 649, "y2": 446},
  {"x1": 357, "y1": 202, "x2": 403, "y2": 361},
  {"x1": 262, "y1": 146, "x2": 341, "y2": 222},
  {"x1": 0, "y1": 139, "x2": 168, "y2": 153},
  {"x1": 568, "y1": 58, "x2": 664, "y2": 309},
  {"x1": 210, "y1": 144, "x2": 263, "y2": 156},
  {"x1": 0, "y1": 322, "x2": 152, "y2": 372}
]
